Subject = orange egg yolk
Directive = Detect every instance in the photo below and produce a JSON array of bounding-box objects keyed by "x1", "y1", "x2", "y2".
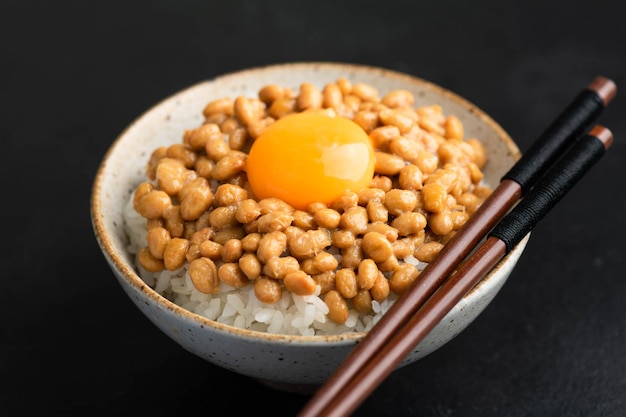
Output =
[{"x1": 246, "y1": 111, "x2": 375, "y2": 210}]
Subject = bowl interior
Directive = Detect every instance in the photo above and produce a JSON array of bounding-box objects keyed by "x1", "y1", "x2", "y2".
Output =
[{"x1": 91, "y1": 62, "x2": 523, "y2": 346}]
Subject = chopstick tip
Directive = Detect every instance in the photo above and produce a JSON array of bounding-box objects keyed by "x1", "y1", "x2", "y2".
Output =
[
  {"x1": 588, "y1": 125, "x2": 613, "y2": 150},
  {"x1": 589, "y1": 76, "x2": 617, "y2": 107}
]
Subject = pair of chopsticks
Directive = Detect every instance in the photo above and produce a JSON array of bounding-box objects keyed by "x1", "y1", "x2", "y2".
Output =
[{"x1": 298, "y1": 76, "x2": 617, "y2": 417}]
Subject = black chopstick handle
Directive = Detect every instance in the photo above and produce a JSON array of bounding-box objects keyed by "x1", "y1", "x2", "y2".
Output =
[
  {"x1": 503, "y1": 86, "x2": 606, "y2": 193},
  {"x1": 490, "y1": 126, "x2": 612, "y2": 252}
]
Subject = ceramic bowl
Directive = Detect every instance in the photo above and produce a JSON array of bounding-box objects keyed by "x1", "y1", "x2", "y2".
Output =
[{"x1": 91, "y1": 62, "x2": 528, "y2": 390}]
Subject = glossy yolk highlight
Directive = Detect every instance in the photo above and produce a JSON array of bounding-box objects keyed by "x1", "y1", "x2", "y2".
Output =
[{"x1": 246, "y1": 112, "x2": 375, "y2": 210}]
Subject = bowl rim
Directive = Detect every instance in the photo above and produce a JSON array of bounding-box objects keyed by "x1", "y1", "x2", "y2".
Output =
[{"x1": 90, "y1": 61, "x2": 523, "y2": 345}]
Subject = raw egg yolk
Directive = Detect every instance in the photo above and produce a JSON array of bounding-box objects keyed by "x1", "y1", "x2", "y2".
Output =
[{"x1": 246, "y1": 111, "x2": 375, "y2": 210}]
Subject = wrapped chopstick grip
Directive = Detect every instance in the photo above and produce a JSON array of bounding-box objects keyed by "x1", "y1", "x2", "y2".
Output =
[
  {"x1": 490, "y1": 127, "x2": 610, "y2": 252},
  {"x1": 503, "y1": 88, "x2": 605, "y2": 193}
]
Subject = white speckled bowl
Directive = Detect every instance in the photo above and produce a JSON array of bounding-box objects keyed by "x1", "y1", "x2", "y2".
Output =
[{"x1": 91, "y1": 62, "x2": 528, "y2": 390}]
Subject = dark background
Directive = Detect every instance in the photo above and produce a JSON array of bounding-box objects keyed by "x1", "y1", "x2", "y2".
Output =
[{"x1": 2, "y1": 1, "x2": 625, "y2": 416}]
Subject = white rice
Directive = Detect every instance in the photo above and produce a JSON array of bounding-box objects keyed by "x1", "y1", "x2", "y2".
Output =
[{"x1": 123, "y1": 192, "x2": 429, "y2": 336}]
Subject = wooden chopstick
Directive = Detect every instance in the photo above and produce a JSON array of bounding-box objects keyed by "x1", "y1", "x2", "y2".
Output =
[
  {"x1": 311, "y1": 125, "x2": 614, "y2": 417},
  {"x1": 297, "y1": 76, "x2": 616, "y2": 417}
]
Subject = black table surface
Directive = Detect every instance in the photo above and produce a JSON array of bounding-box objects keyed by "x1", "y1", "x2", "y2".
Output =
[{"x1": 2, "y1": 1, "x2": 625, "y2": 416}]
